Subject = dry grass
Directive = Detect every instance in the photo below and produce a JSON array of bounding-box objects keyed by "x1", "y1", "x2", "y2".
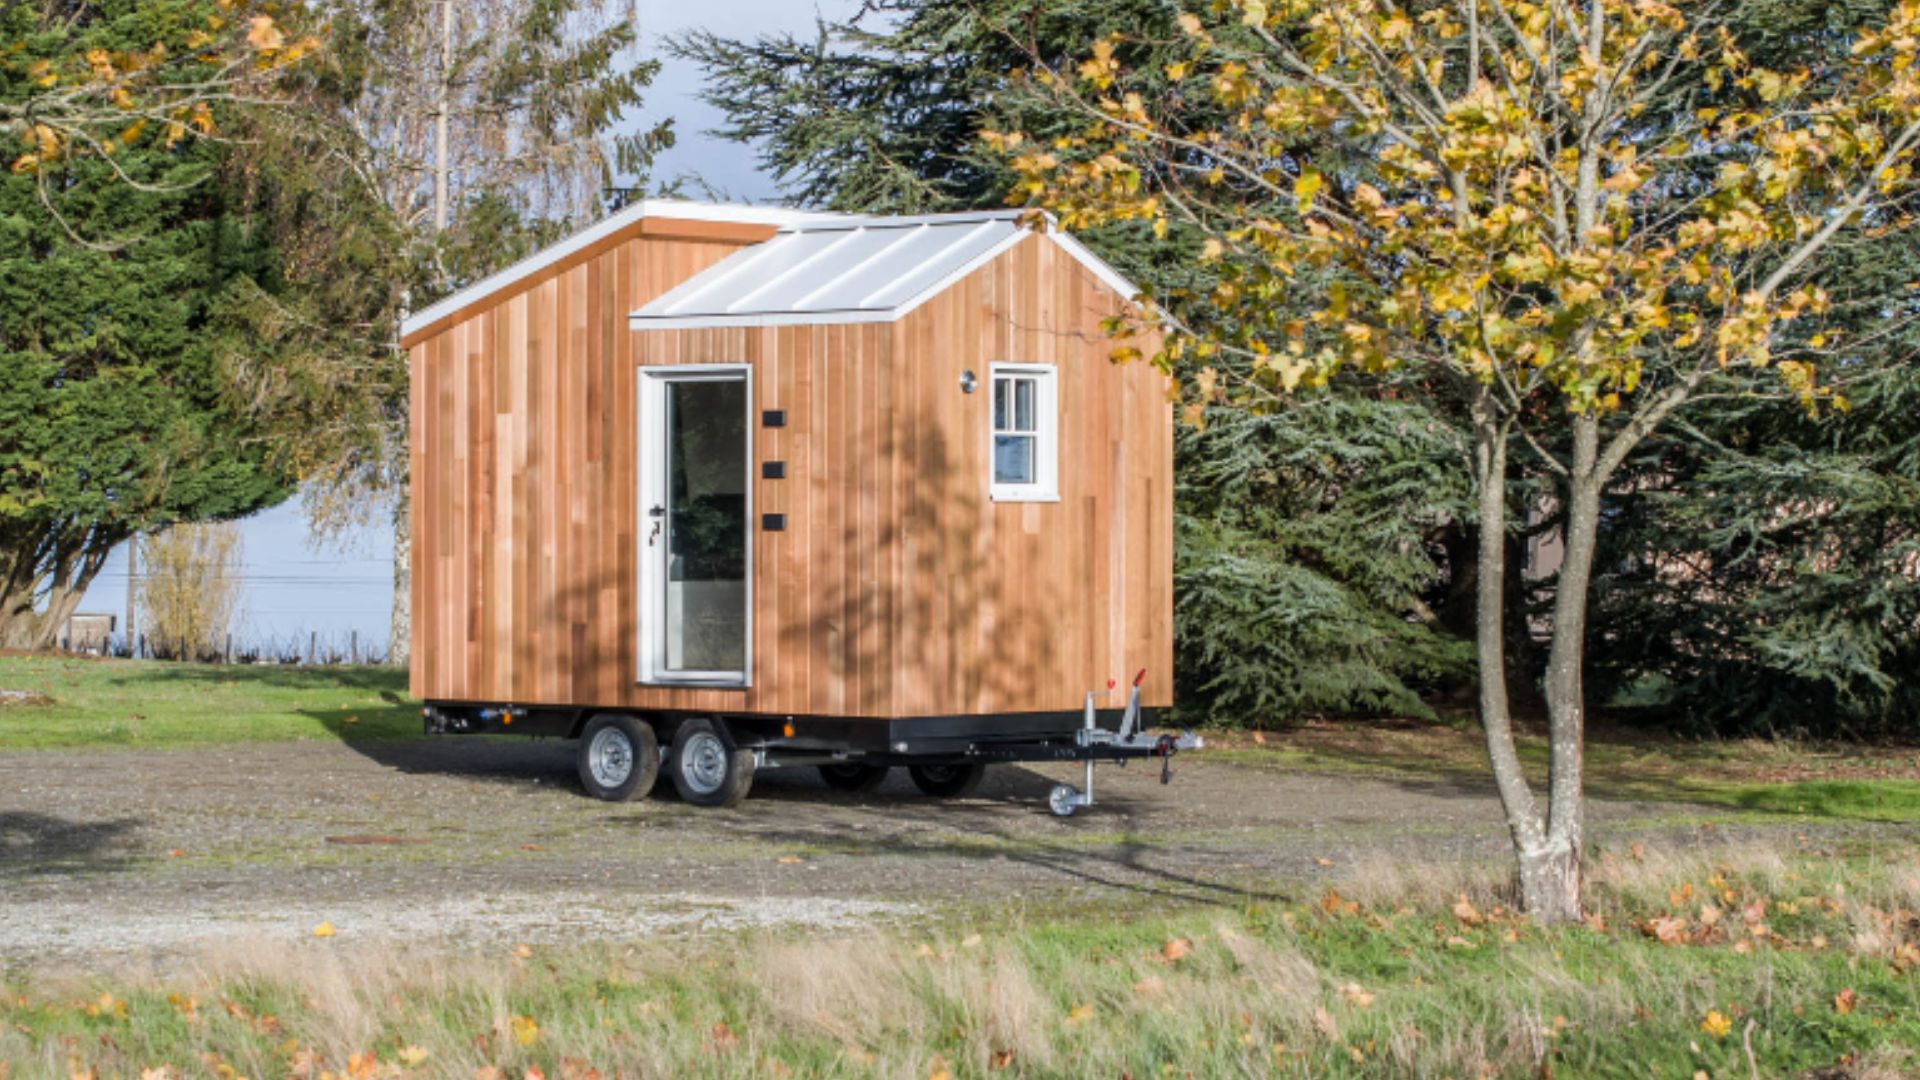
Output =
[{"x1": 7, "y1": 839, "x2": 1919, "y2": 1078}]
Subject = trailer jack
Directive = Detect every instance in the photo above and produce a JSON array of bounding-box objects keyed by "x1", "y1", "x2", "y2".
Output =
[{"x1": 1044, "y1": 673, "x2": 1202, "y2": 818}]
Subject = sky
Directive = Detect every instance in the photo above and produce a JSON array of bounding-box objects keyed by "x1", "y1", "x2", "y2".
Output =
[{"x1": 76, "y1": 0, "x2": 863, "y2": 656}]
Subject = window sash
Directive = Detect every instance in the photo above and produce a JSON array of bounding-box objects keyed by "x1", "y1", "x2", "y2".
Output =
[{"x1": 989, "y1": 366, "x2": 1056, "y2": 499}]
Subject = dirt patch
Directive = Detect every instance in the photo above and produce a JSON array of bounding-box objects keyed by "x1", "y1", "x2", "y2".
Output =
[
  {"x1": 0, "y1": 690, "x2": 53, "y2": 708},
  {"x1": 1, "y1": 737, "x2": 1909, "y2": 964}
]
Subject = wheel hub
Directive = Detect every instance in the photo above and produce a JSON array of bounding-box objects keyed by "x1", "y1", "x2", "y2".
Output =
[
  {"x1": 588, "y1": 728, "x2": 634, "y2": 788},
  {"x1": 680, "y1": 731, "x2": 728, "y2": 794}
]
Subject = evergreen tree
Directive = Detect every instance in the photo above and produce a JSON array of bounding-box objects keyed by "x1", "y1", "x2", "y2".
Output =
[
  {"x1": 0, "y1": 0, "x2": 311, "y2": 648},
  {"x1": 1585, "y1": 0, "x2": 1920, "y2": 739}
]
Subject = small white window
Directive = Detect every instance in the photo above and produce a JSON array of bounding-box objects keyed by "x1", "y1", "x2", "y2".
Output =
[{"x1": 990, "y1": 363, "x2": 1058, "y2": 501}]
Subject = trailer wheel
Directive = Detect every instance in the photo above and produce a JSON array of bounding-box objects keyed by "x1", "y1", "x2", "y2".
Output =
[
  {"x1": 818, "y1": 762, "x2": 889, "y2": 793},
  {"x1": 577, "y1": 714, "x2": 660, "y2": 802},
  {"x1": 669, "y1": 718, "x2": 755, "y2": 808},
  {"x1": 907, "y1": 763, "x2": 986, "y2": 798}
]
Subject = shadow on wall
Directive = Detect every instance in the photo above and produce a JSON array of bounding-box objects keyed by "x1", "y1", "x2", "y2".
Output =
[{"x1": 774, "y1": 399, "x2": 1059, "y2": 717}]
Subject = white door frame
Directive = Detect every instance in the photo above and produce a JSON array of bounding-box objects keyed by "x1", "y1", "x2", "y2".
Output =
[{"x1": 635, "y1": 364, "x2": 753, "y2": 688}]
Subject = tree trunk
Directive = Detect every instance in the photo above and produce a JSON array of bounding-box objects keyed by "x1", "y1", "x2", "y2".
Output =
[
  {"x1": 1531, "y1": 413, "x2": 1606, "y2": 924},
  {"x1": 1516, "y1": 834, "x2": 1583, "y2": 923},
  {"x1": 1469, "y1": 398, "x2": 1547, "y2": 871},
  {"x1": 390, "y1": 492, "x2": 412, "y2": 668}
]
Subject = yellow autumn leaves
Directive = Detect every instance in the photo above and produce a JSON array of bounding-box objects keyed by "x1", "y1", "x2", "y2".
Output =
[
  {"x1": 989, "y1": 0, "x2": 1920, "y2": 419},
  {"x1": 7, "y1": 2, "x2": 319, "y2": 177}
]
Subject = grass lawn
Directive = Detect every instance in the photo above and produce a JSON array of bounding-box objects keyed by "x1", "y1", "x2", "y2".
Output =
[
  {"x1": 0, "y1": 654, "x2": 418, "y2": 748},
  {"x1": 4, "y1": 841, "x2": 1916, "y2": 1078},
  {"x1": 1206, "y1": 718, "x2": 1920, "y2": 824}
]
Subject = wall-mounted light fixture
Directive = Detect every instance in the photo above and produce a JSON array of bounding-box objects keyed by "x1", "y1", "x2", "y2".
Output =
[{"x1": 960, "y1": 369, "x2": 978, "y2": 394}]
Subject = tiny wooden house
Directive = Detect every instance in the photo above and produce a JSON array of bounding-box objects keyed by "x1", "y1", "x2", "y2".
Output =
[{"x1": 405, "y1": 202, "x2": 1173, "y2": 808}]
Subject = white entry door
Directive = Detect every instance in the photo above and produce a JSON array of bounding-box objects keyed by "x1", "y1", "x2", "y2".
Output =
[{"x1": 637, "y1": 366, "x2": 752, "y2": 686}]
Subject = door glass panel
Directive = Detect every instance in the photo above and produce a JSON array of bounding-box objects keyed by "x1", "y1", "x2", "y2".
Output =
[{"x1": 664, "y1": 378, "x2": 747, "y2": 674}]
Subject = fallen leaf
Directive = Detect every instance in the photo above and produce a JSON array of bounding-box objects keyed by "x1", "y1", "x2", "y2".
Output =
[
  {"x1": 473, "y1": 1068, "x2": 504, "y2": 1080},
  {"x1": 777, "y1": 856, "x2": 804, "y2": 865},
  {"x1": 1629, "y1": 841, "x2": 1647, "y2": 860},
  {"x1": 1339, "y1": 983, "x2": 1375, "y2": 1008},
  {"x1": 510, "y1": 1015, "x2": 540, "y2": 1047},
  {"x1": 1444, "y1": 935, "x2": 1474, "y2": 949},
  {"x1": 708, "y1": 1021, "x2": 738, "y2": 1051},
  {"x1": 520, "y1": 843, "x2": 546, "y2": 852},
  {"x1": 1698, "y1": 904, "x2": 1723, "y2": 927},
  {"x1": 166, "y1": 849, "x2": 185, "y2": 858},
  {"x1": 311, "y1": 922, "x2": 336, "y2": 939},
  {"x1": 397, "y1": 1046, "x2": 430, "y2": 1067},
  {"x1": 989, "y1": 1049, "x2": 1015, "y2": 1070},
  {"x1": 1252, "y1": 731, "x2": 1267, "y2": 745},
  {"x1": 1160, "y1": 937, "x2": 1193, "y2": 962},
  {"x1": 1312, "y1": 1006, "x2": 1338, "y2": 1038},
  {"x1": 927, "y1": 1057, "x2": 952, "y2": 1080},
  {"x1": 1066, "y1": 1003, "x2": 1095, "y2": 1024},
  {"x1": 1452, "y1": 895, "x2": 1483, "y2": 926},
  {"x1": 1315, "y1": 857, "x2": 1335, "y2": 868},
  {"x1": 513, "y1": 944, "x2": 533, "y2": 959},
  {"x1": 1700, "y1": 1010, "x2": 1732, "y2": 1039},
  {"x1": 960, "y1": 933, "x2": 983, "y2": 949},
  {"x1": 1834, "y1": 988, "x2": 1858, "y2": 1015},
  {"x1": 1132, "y1": 975, "x2": 1164, "y2": 996},
  {"x1": 524, "y1": 1067, "x2": 545, "y2": 1080},
  {"x1": 1644, "y1": 915, "x2": 1688, "y2": 945}
]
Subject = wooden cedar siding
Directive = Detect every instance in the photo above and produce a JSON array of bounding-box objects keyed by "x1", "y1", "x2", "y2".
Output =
[
  {"x1": 888, "y1": 233, "x2": 1172, "y2": 716},
  {"x1": 413, "y1": 228, "x2": 1171, "y2": 718},
  {"x1": 630, "y1": 232, "x2": 1171, "y2": 718},
  {"x1": 408, "y1": 224, "x2": 772, "y2": 704}
]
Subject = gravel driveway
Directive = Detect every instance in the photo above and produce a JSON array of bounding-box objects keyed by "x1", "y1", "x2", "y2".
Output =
[{"x1": 0, "y1": 736, "x2": 1831, "y2": 962}]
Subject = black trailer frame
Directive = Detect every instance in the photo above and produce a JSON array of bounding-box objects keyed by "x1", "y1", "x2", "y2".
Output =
[{"x1": 422, "y1": 675, "x2": 1200, "y2": 817}]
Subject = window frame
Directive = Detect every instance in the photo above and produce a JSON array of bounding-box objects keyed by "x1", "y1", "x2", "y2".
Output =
[{"x1": 988, "y1": 362, "x2": 1060, "y2": 503}]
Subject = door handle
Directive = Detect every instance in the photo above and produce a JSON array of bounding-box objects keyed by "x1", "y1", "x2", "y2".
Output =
[
  {"x1": 647, "y1": 520, "x2": 662, "y2": 546},
  {"x1": 647, "y1": 503, "x2": 665, "y2": 547}
]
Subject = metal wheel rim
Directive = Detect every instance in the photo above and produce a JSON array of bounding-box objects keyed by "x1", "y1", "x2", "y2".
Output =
[
  {"x1": 680, "y1": 731, "x2": 728, "y2": 794},
  {"x1": 588, "y1": 728, "x2": 635, "y2": 788},
  {"x1": 1049, "y1": 784, "x2": 1078, "y2": 816}
]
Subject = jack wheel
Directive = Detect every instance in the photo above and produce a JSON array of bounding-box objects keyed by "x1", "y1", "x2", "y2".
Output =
[
  {"x1": 577, "y1": 714, "x2": 660, "y2": 802},
  {"x1": 1048, "y1": 784, "x2": 1082, "y2": 818},
  {"x1": 669, "y1": 718, "x2": 755, "y2": 808},
  {"x1": 818, "y1": 762, "x2": 889, "y2": 792}
]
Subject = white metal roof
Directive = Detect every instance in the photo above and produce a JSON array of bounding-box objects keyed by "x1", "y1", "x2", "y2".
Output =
[
  {"x1": 628, "y1": 211, "x2": 1141, "y2": 330},
  {"x1": 399, "y1": 199, "x2": 849, "y2": 341}
]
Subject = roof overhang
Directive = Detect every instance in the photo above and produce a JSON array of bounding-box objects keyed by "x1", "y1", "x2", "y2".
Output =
[{"x1": 399, "y1": 199, "x2": 849, "y2": 346}]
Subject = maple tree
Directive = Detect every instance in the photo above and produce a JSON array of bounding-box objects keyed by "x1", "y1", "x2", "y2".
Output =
[
  {"x1": 991, "y1": 0, "x2": 1920, "y2": 920},
  {"x1": 3, "y1": 0, "x2": 315, "y2": 241}
]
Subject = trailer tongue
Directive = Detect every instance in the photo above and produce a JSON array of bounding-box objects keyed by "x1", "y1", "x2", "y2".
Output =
[{"x1": 942, "y1": 670, "x2": 1198, "y2": 816}]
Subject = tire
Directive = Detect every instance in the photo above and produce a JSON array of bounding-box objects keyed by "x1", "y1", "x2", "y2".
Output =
[
  {"x1": 818, "y1": 762, "x2": 889, "y2": 792},
  {"x1": 576, "y1": 714, "x2": 660, "y2": 802},
  {"x1": 669, "y1": 717, "x2": 756, "y2": 808},
  {"x1": 907, "y1": 763, "x2": 986, "y2": 798}
]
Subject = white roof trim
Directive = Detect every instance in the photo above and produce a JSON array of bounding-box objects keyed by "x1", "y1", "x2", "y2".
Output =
[
  {"x1": 399, "y1": 199, "x2": 846, "y2": 340},
  {"x1": 627, "y1": 212, "x2": 1143, "y2": 331}
]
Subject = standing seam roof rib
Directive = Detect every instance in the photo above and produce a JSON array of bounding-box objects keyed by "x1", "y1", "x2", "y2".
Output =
[{"x1": 629, "y1": 211, "x2": 1140, "y2": 330}]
